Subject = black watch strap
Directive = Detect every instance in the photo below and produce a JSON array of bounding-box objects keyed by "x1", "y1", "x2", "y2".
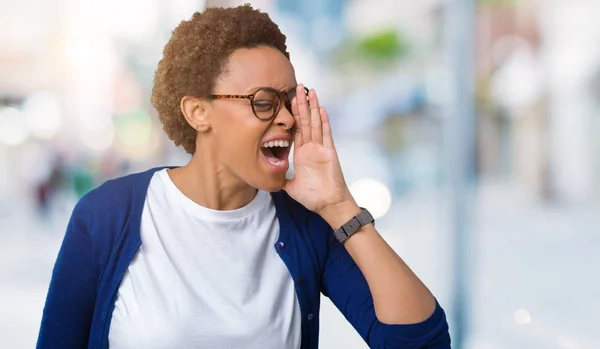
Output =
[{"x1": 333, "y1": 207, "x2": 374, "y2": 244}]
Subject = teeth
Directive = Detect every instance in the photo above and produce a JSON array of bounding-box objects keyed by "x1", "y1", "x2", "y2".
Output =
[
  {"x1": 262, "y1": 140, "x2": 289, "y2": 148},
  {"x1": 267, "y1": 158, "x2": 285, "y2": 166}
]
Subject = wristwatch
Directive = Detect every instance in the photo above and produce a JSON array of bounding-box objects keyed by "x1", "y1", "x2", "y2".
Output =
[{"x1": 333, "y1": 207, "x2": 374, "y2": 244}]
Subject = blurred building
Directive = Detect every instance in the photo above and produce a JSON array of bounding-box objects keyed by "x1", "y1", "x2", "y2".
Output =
[{"x1": 475, "y1": 0, "x2": 600, "y2": 202}]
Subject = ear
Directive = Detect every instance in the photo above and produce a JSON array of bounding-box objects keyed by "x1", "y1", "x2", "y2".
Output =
[{"x1": 180, "y1": 96, "x2": 211, "y2": 132}]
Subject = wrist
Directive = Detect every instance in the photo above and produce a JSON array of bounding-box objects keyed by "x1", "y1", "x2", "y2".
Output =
[{"x1": 318, "y1": 198, "x2": 362, "y2": 230}]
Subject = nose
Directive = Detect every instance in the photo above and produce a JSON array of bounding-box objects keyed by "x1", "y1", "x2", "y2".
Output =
[{"x1": 273, "y1": 102, "x2": 295, "y2": 131}]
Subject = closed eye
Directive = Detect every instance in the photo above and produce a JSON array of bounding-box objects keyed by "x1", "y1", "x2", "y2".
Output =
[{"x1": 253, "y1": 100, "x2": 275, "y2": 111}]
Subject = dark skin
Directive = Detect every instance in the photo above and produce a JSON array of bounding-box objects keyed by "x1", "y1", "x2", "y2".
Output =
[{"x1": 169, "y1": 45, "x2": 436, "y2": 324}]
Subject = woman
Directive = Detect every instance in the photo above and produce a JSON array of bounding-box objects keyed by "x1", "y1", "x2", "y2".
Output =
[{"x1": 37, "y1": 5, "x2": 450, "y2": 349}]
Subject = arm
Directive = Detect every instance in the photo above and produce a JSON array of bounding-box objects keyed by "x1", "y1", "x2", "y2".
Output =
[
  {"x1": 285, "y1": 87, "x2": 450, "y2": 347},
  {"x1": 37, "y1": 196, "x2": 97, "y2": 348},
  {"x1": 320, "y1": 200, "x2": 451, "y2": 348},
  {"x1": 321, "y1": 200, "x2": 436, "y2": 324}
]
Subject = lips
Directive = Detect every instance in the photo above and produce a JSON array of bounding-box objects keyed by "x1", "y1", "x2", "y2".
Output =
[
  {"x1": 259, "y1": 135, "x2": 292, "y2": 171},
  {"x1": 260, "y1": 142, "x2": 290, "y2": 165}
]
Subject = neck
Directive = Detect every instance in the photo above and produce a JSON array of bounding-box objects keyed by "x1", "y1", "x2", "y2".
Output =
[{"x1": 167, "y1": 147, "x2": 257, "y2": 211}]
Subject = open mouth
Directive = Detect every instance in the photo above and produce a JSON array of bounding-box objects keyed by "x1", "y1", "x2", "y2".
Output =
[{"x1": 260, "y1": 140, "x2": 291, "y2": 167}]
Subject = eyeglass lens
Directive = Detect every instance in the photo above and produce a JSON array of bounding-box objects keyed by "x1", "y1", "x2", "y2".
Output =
[{"x1": 251, "y1": 87, "x2": 310, "y2": 120}]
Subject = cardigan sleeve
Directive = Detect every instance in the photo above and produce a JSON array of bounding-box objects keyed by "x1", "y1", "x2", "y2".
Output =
[
  {"x1": 320, "y1": 230, "x2": 451, "y2": 349},
  {"x1": 37, "y1": 195, "x2": 98, "y2": 348}
]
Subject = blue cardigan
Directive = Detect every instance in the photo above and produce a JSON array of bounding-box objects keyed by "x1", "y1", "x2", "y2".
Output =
[{"x1": 37, "y1": 167, "x2": 450, "y2": 349}]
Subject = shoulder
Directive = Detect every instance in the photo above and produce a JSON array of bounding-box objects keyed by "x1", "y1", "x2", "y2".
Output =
[
  {"x1": 78, "y1": 167, "x2": 170, "y2": 211},
  {"x1": 70, "y1": 166, "x2": 173, "y2": 237}
]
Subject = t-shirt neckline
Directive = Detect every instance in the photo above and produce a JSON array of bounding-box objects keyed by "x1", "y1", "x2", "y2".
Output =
[{"x1": 157, "y1": 169, "x2": 269, "y2": 220}]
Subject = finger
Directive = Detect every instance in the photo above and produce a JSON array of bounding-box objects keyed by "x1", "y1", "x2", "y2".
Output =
[
  {"x1": 320, "y1": 106, "x2": 335, "y2": 149},
  {"x1": 291, "y1": 97, "x2": 303, "y2": 147},
  {"x1": 296, "y1": 84, "x2": 311, "y2": 144},
  {"x1": 308, "y1": 89, "x2": 322, "y2": 145}
]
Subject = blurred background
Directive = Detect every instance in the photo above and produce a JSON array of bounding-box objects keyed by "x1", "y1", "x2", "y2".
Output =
[{"x1": 1, "y1": 0, "x2": 599, "y2": 348}]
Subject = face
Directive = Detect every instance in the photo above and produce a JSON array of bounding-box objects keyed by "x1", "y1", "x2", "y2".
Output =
[{"x1": 203, "y1": 46, "x2": 297, "y2": 192}]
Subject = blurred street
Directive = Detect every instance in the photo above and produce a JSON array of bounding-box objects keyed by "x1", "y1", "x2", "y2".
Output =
[{"x1": 2, "y1": 180, "x2": 598, "y2": 349}]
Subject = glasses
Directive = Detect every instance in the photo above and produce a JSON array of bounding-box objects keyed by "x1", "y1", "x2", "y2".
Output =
[{"x1": 208, "y1": 86, "x2": 310, "y2": 121}]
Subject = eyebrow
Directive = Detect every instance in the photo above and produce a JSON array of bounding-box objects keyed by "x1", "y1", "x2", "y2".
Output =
[{"x1": 246, "y1": 85, "x2": 295, "y2": 93}]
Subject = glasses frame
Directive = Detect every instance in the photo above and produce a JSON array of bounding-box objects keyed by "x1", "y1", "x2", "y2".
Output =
[{"x1": 208, "y1": 86, "x2": 310, "y2": 121}]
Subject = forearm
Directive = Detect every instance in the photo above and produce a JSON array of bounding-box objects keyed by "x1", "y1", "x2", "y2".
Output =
[{"x1": 319, "y1": 199, "x2": 436, "y2": 325}]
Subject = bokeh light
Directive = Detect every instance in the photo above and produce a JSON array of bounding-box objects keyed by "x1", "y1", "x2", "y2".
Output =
[
  {"x1": 349, "y1": 178, "x2": 392, "y2": 219},
  {"x1": 79, "y1": 121, "x2": 116, "y2": 153},
  {"x1": 23, "y1": 92, "x2": 63, "y2": 140},
  {"x1": 114, "y1": 108, "x2": 152, "y2": 147},
  {"x1": 0, "y1": 107, "x2": 29, "y2": 146},
  {"x1": 514, "y1": 309, "x2": 532, "y2": 325}
]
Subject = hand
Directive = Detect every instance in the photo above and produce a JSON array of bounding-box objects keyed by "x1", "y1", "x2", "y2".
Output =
[{"x1": 283, "y1": 84, "x2": 356, "y2": 217}]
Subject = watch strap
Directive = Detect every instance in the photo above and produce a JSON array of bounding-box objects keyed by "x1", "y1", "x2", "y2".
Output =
[{"x1": 333, "y1": 207, "x2": 374, "y2": 244}]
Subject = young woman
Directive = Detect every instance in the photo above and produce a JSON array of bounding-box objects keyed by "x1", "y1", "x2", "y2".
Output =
[{"x1": 37, "y1": 5, "x2": 450, "y2": 349}]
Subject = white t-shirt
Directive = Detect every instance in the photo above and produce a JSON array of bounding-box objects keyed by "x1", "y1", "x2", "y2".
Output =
[{"x1": 108, "y1": 169, "x2": 301, "y2": 349}]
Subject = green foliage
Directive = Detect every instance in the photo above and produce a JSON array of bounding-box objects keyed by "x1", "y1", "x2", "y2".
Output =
[
  {"x1": 355, "y1": 30, "x2": 407, "y2": 61},
  {"x1": 330, "y1": 29, "x2": 409, "y2": 71}
]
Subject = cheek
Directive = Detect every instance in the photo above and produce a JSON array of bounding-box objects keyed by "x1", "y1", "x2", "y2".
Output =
[{"x1": 214, "y1": 106, "x2": 267, "y2": 161}]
